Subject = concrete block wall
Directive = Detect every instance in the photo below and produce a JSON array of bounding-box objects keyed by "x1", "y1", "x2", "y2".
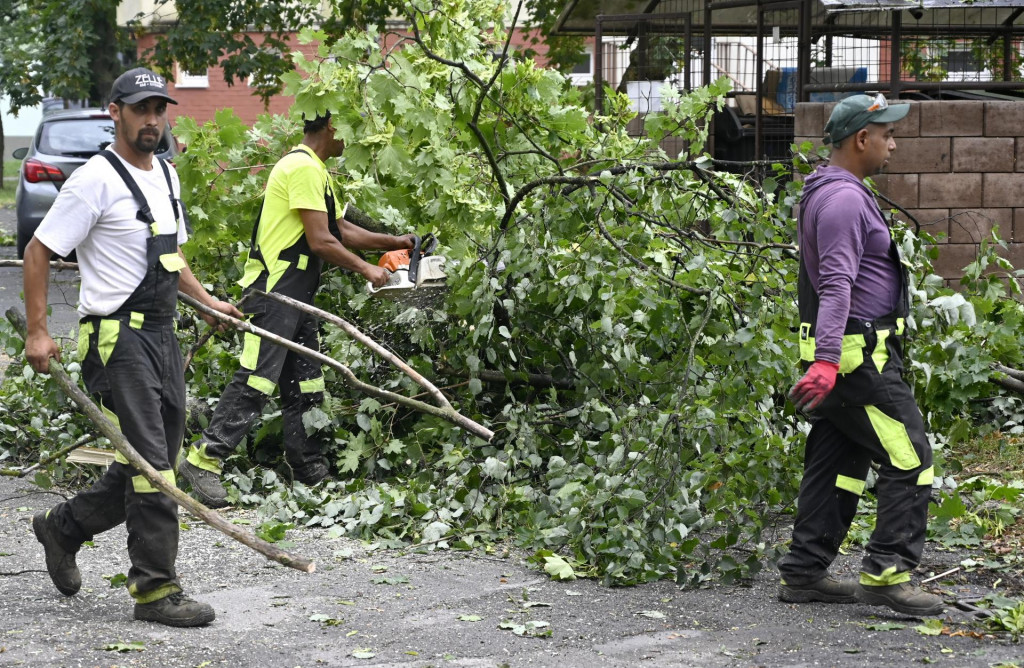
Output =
[{"x1": 795, "y1": 100, "x2": 1024, "y2": 282}]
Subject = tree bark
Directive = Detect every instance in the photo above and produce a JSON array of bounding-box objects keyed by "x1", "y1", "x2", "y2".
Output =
[{"x1": 5, "y1": 307, "x2": 316, "y2": 574}]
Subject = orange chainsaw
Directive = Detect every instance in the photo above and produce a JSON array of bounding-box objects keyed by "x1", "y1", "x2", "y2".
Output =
[{"x1": 368, "y1": 233, "x2": 447, "y2": 299}]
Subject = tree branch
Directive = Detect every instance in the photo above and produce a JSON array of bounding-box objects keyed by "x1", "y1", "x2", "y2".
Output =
[{"x1": 177, "y1": 292, "x2": 494, "y2": 442}]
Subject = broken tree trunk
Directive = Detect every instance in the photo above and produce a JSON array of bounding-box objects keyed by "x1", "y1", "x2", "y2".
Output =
[
  {"x1": 5, "y1": 308, "x2": 315, "y2": 574},
  {"x1": 177, "y1": 292, "x2": 494, "y2": 442}
]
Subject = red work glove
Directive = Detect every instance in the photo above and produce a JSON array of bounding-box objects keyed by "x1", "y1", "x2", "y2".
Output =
[{"x1": 789, "y1": 361, "x2": 839, "y2": 412}]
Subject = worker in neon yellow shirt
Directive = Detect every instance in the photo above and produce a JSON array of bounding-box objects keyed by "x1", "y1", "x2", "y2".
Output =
[{"x1": 180, "y1": 112, "x2": 414, "y2": 505}]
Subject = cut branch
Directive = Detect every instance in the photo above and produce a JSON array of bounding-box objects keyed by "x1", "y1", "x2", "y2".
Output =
[
  {"x1": 177, "y1": 292, "x2": 493, "y2": 442},
  {"x1": 255, "y1": 290, "x2": 454, "y2": 411},
  {"x1": 992, "y1": 364, "x2": 1024, "y2": 394},
  {"x1": 4, "y1": 307, "x2": 315, "y2": 574}
]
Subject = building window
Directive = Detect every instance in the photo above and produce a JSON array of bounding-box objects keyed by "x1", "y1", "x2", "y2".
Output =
[
  {"x1": 176, "y1": 65, "x2": 209, "y2": 88},
  {"x1": 568, "y1": 47, "x2": 594, "y2": 85}
]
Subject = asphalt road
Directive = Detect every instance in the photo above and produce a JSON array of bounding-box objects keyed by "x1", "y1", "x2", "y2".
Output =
[
  {"x1": 0, "y1": 206, "x2": 80, "y2": 341},
  {"x1": 1, "y1": 472, "x2": 1023, "y2": 667}
]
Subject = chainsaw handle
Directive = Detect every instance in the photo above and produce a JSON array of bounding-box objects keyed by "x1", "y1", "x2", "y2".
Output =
[{"x1": 407, "y1": 234, "x2": 422, "y2": 285}]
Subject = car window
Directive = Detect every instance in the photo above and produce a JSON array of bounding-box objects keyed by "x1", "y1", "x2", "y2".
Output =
[
  {"x1": 37, "y1": 117, "x2": 174, "y2": 157},
  {"x1": 38, "y1": 119, "x2": 116, "y2": 156}
]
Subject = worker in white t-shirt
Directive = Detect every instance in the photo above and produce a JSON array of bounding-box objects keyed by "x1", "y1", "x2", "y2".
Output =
[{"x1": 22, "y1": 67, "x2": 242, "y2": 628}]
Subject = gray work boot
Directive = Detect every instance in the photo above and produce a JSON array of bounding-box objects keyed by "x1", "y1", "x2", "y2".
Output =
[
  {"x1": 178, "y1": 459, "x2": 228, "y2": 508},
  {"x1": 32, "y1": 510, "x2": 81, "y2": 596},
  {"x1": 134, "y1": 591, "x2": 216, "y2": 627},
  {"x1": 779, "y1": 574, "x2": 857, "y2": 604},
  {"x1": 858, "y1": 582, "x2": 945, "y2": 616}
]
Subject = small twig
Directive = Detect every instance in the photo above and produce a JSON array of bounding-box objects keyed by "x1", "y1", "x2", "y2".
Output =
[
  {"x1": 922, "y1": 567, "x2": 961, "y2": 584},
  {"x1": 20, "y1": 434, "x2": 97, "y2": 477},
  {"x1": 0, "y1": 259, "x2": 79, "y2": 270}
]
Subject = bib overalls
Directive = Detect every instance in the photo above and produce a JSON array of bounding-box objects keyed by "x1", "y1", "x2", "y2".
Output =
[
  {"x1": 190, "y1": 149, "x2": 336, "y2": 479},
  {"x1": 49, "y1": 151, "x2": 188, "y2": 604}
]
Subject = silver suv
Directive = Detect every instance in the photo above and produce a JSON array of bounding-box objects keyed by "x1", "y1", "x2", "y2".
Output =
[{"x1": 12, "y1": 108, "x2": 178, "y2": 257}]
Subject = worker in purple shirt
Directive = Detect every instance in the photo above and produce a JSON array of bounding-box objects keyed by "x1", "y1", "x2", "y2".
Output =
[{"x1": 777, "y1": 94, "x2": 943, "y2": 617}]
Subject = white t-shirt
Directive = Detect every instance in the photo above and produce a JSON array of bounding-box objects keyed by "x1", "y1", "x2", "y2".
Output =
[{"x1": 35, "y1": 151, "x2": 189, "y2": 317}]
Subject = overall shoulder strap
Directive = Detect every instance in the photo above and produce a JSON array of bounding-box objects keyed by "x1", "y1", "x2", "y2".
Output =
[
  {"x1": 157, "y1": 158, "x2": 181, "y2": 224},
  {"x1": 99, "y1": 150, "x2": 154, "y2": 224}
]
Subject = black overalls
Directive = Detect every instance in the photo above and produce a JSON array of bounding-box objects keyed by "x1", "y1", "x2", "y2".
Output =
[
  {"x1": 778, "y1": 209, "x2": 935, "y2": 589},
  {"x1": 191, "y1": 149, "x2": 335, "y2": 479},
  {"x1": 49, "y1": 151, "x2": 187, "y2": 603}
]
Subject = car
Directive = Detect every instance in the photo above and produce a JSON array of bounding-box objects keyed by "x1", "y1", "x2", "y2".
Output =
[{"x1": 12, "y1": 108, "x2": 179, "y2": 258}]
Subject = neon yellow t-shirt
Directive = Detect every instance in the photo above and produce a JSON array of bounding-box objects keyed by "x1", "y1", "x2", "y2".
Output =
[{"x1": 239, "y1": 144, "x2": 340, "y2": 289}]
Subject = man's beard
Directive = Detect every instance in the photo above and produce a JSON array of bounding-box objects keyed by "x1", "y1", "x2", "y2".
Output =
[{"x1": 133, "y1": 130, "x2": 160, "y2": 153}]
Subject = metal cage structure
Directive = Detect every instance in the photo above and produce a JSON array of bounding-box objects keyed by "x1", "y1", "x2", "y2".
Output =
[{"x1": 557, "y1": 0, "x2": 1024, "y2": 163}]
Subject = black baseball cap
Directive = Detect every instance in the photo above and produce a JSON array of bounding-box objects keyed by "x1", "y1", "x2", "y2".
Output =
[
  {"x1": 109, "y1": 67, "x2": 178, "y2": 105},
  {"x1": 824, "y1": 94, "x2": 908, "y2": 144}
]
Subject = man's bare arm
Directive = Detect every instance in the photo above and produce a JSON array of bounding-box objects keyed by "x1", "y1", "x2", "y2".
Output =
[
  {"x1": 23, "y1": 237, "x2": 60, "y2": 373},
  {"x1": 177, "y1": 249, "x2": 243, "y2": 328},
  {"x1": 336, "y1": 217, "x2": 415, "y2": 252}
]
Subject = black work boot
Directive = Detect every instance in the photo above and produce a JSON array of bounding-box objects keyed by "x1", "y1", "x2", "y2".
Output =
[
  {"x1": 779, "y1": 574, "x2": 857, "y2": 604},
  {"x1": 32, "y1": 510, "x2": 81, "y2": 596},
  {"x1": 178, "y1": 459, "x2": 229, "y2": 508},
  {"x1": 292, "y1": 459, "x2": 329, "y2": 486},
  {"x1": 858, "y1": 582, "x2": 945, "y2": 616},
  {"x1": 134, "y1": 591, "x2": 216, "y2": 627}
]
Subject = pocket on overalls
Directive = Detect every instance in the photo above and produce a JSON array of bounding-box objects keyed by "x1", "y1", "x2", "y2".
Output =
[
  {"x1": 838, "y1": 334, "x2": 866, "y2": 374},
  {"x1": 98, "y1": 319, "x2": 121, "y2": 366},
  {"x1": 159, "y1": 253, "x2": 186, "y2": 273},
  {"x1": 76, "y1": 321, "x2": 95, "y2": 362}
]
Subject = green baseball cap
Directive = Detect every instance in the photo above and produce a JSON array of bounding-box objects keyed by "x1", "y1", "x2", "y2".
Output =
[{"x1": 823, "y1": 94, "x2": 909, "y2": 144}]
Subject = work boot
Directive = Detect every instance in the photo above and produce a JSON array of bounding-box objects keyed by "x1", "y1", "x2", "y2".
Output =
[
  {"x1": 32, "y1": 510, "x2": 81, "y2": 596},
  {"x1": 779, "y1": 574, "x2": 857, "y2": 604},
  {"x1": 858, "y1": 582, "x2": 945, "y2": 616},
  {"x1": 134, "y1": 591, "x2": 216, "y2": 627},
  {"x1": 292, "y1": 459, "x2": 329, "y2": 486},
  {"x1": 178, "y1": 459, "x2": 229, "y2": 508}
]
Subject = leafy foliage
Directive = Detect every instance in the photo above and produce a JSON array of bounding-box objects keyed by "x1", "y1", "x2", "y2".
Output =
[{"x1": 4, "y1": 0, "x2": 1024, "y2": 591}]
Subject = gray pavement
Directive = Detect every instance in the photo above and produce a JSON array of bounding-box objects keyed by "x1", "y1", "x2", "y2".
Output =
[
  {"x1": 1, "y1": 470, "x2": 1022, "y2": 667},
  {"x1": 0, "y1": 205, "x2": 80, "y2": 341}
]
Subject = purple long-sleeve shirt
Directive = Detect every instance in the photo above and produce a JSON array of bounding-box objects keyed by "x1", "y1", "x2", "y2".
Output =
[{"x1": 799, "y1": 166, "x2": 901, "y2": 364}]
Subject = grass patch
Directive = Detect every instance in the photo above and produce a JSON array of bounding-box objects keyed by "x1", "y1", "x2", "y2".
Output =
[{"x1": 0, "y1": 159, "x2": 20, "y2": 208}]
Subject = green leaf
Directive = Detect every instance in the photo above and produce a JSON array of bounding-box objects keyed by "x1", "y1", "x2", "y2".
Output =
[
  {"x1": 914, "y1": 619, "x2": 944, "y2": 636},
  {"x1": 458, "y1": 614, "x2": 483, "y2": 622},
  {"x1": 543, "y1": 555, "x2": 576, "y2": 581}
]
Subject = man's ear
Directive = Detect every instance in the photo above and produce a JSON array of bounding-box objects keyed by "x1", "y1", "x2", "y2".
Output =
[
  {"x1": 853, "y1": 128, "x2": 869, "y2": 150},
  {"x1": 108, "y1": 101, "x2": 120, "y2": 122}
]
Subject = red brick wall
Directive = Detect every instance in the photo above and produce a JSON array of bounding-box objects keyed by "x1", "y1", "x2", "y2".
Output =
[
  {"x1": 136, "y1": 33, "x2": 321, "y2": 127},
  {"x1": 795, "y1": 100, "x2": 1024, "y2": 282}
]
